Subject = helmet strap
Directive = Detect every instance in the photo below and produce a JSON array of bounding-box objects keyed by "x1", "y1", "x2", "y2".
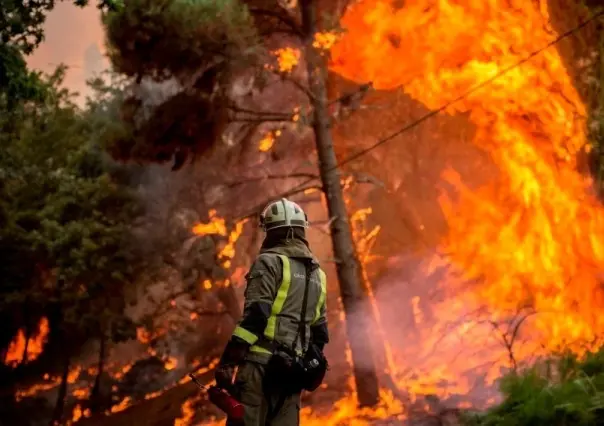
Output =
[{"x1": 285, "y1": 226, "x2": 294, "y2": 241}]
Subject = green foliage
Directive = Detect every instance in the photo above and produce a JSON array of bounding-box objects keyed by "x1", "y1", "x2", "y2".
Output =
[
  {"x1": 0, "y1": 67, "x2": 143, "y2": 353},
  {"x1": 0, "y1": 0, "x2": 55, "y2": 54},
  {"x1": 463, "y1": 348, "x2": 604, "y2": 426},
  {"x1": 0, "y1": 43, "x2": 45, "y2": 110},
  {"x1": 100, "y1": 0, "x2": 257, "y2": 167},
  {"x1": 105, "y1": 85, "x2": 227, "y2": 168},
  {"x1": 104, "y1": 0, "x2": 258, "y2": 81}
]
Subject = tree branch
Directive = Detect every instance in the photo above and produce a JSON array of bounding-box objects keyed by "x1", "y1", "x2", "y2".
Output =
[
  {"x1": 328, "y1": 82, "x2": 373, "y2": 106},
  {"x1": 147, "y1": 288, "x2": 191, "y2": 320},
  {"x1": 227, "y1": 103, "x2": 293, "y2": 119},
  {"x1": 229, "y1": 116, "x2": 294, "y2": 123},
  {"x1": 345, "y1": 171, "x2": 386, "y2": 188},
  {"x1": 227, "y1": 172, "x2": 319, "y2": 188},
  {"x1": 187, "y1": 308, "x2": 230, "y2": 317},
  {"x1": 286, "y1": 76, "x2": 315, "y2": 101},
  {"x1": 268, "y1": 69, "x2": 315, "y2": 101},
  {"x1": 249, "y1": 7, "x2": 303, "y2": 37},
  {"x1": 259, "y1": 28, "x2": 301, "y2": 37},
  {"x1": 235, "y1": 184, "x2": 323, "y2": 221},
  {"x1": 488, "y1": 306, "x2": 537, "y2": 371}
]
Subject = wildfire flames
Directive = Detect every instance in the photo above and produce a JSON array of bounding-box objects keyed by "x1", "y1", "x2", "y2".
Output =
[
  {"x1": 329, "y1": 0, "x2": 604, "y2": 399},
  {"x1": 192, "y1": 210, "x2": 247, "y2": 268},
  {"x1": 192, "y1": 210, "x2": 227, "y2": 236},
  {"x1": 5, "y1": 317, "x2": 50, "y2": 367},
  {"x1": 274, "y1": 47, "x2": 301, "y2": 73}
]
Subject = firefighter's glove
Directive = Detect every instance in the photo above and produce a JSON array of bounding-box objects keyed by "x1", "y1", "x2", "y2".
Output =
[
  {"x1": 215, "y1": 336, "x2": 250, "y2": 389},
  {"x1": 215, "y1": 364, "x2": 236, "y2": 390}
]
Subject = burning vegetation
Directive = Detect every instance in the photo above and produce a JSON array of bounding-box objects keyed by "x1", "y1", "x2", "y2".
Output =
[
  {"x1": 5, "y1": 317, "x2": 50, "y2": 367},
  {"x1": 3, "y1": 0, "x2": 604, "y2": 425}
]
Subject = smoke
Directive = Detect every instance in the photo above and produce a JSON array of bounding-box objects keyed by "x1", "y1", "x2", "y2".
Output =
[
  {"x1": 84, "y1": 44, "x2": 106, "y2": 79},
  {"x1": 369, "y1": 249, "x2": 548, "y2": 409}
]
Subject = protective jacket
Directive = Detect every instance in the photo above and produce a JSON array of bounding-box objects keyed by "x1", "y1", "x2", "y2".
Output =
[{"x1": 231, "y1": 238, "x2": 329, "y2": 364}]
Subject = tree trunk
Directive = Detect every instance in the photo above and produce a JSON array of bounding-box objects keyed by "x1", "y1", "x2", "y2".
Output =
[
  {"x1": 21, "y1": 303, "x2": 31, "y2": 365},
  {"x1": 90, "y1": 333, "x2": 106, "y2": 413},
  {"x1": 300, "y1": 0, "x2": 380, "y2": 407},
  {"x1": 50, "y1": 354, "x2": 71, "y2": 426},
  {"x1": 21, "y1": 327, "x2": 30, "y2": 365}
]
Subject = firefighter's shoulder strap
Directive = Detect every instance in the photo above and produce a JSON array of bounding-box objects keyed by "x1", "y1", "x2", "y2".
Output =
[
  {"x1": 270, "y1": 259, "x2": 311, "y2": 420},
  {"x1": 292, "y1": 259, "x2": 312, "y2": 355}
]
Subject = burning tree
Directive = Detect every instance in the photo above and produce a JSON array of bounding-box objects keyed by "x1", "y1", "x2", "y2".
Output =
[{"x1": 0, "y1": 66, "x2": 148, "y2": 424}]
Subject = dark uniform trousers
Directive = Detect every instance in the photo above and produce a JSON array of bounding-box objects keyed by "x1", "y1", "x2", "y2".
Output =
[{"x1": 227, "y1": 362, "x2": 300, "y2": 426}]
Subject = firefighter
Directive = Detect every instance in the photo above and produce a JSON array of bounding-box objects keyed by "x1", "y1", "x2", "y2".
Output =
[{"x1": 215, "y1": 198, "x2": 329, "y2": 426}]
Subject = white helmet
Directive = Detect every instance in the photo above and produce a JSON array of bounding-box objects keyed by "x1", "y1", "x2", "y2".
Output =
[{"x1": 260, "y1": 198, "x2": 308, "y2": 232}]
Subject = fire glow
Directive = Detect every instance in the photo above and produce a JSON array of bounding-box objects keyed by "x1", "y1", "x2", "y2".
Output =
[{"x1": 5, "y1": 317, "x2": 50, "y2": 367}]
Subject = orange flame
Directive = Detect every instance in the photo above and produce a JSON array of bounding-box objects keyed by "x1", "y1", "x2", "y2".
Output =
[
  {"x1": 71, "y1": 404, "x2": 90, "y2": 423},
  {"x1": 313, "y1": 31, "x2": 339, "y2": 51},
  {"x1": 5, "y1": 317, "x2": 50, "y2": 367},
  {"x1": 112, "y1": 363, "x2": 133, "y2": 381},
  {"x1": 192, "y1": 210, "x2": 227, "y2": 237},
  {"x1": 5, "y1": 331, "x2": 26, "y2": 367},
  {"x1": 174, "y1": 398, "x2": 197, "y2": 426},
  {"x1": 15, "y1": 376, "x2": 61, "y2": 402},
  {"x1": 110, "y1": 396, "x2": 132, "y2": 414},
  {"x1": 218, "y1": 219, "x2": 247, "y2": 269},
  {"x1": 274, "y1": 47, "x2": 301, "y2": 73},
  {"x1": 164, "y1": 356, "x2": 178, "y2": 371},
  {"x1": 68, "y1": 365, "x2": 82, "y2": 384},
  {"x1": 258, "y1": 132, "x2": 275, "y2": 152},
  {"x1": 72, "y1": 387, "x2": 90, "y2": 399},
  {"x1": 191, "y1": 211, "x2": 247, "y2": 270}
]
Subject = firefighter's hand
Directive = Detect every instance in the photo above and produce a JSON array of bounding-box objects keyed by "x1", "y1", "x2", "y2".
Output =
[
  {"x1": 215, "y1": 336, "x2": 249, "y2": 389},
  {"x1": 215, "y1": 364, "x2": 236, "y2": 389}
]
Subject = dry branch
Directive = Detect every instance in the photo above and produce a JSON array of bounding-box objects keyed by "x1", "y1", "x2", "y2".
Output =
[
  {"x1": 248, "y1": 7, "x2": 303, "y2": 36},
  {"x1": 235, "y1": 183, "x2": 323, "y2": 221},
  {"x1": 227, "y1": 172, "x2": 319, "y2": 187}
]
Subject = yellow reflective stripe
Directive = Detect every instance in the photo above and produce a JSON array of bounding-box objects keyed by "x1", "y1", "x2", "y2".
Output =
[
  {"x1": 312, "y1": 268, "x2": 327, "y2": 324},
  {"x1": 264, "y1": 255, "x2": 291, "y2": 340},
  {"x1": 250, "y1": 345, "x2": 272, "y2": 355},
  {"x1": 233, "y1": 325, "x2": 258, "y2": 345}
]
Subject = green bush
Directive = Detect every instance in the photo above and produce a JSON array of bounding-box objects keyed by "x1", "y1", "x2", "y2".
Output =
[{"x1": 463, "y1": 348, "x2": 604, "y2": 426}]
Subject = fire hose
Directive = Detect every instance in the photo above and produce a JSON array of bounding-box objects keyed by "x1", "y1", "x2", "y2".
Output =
[{"x1": 188, "y1": 372, "x2": 245, "y2": 422}]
